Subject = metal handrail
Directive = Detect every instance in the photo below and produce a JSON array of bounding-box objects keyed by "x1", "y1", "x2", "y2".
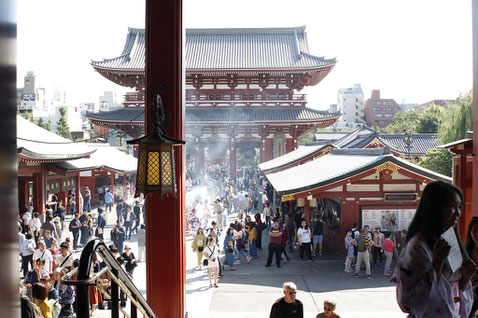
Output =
[{"x1": 61, "y1": 239, "x2": 156, "y2": 318}]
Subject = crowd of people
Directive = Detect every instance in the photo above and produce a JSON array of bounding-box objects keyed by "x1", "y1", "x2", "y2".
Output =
[{"x1": 18, "y1": 183, "x2": 145, "y2": 317}]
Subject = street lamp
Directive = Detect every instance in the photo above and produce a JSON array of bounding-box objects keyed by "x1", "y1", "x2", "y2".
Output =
[
  {"x1": 403, "y1": 130, "x2": 413, "y2": 160},
  {"x1": 127, "y1": 86, "x2": 185, "y2": 197}
]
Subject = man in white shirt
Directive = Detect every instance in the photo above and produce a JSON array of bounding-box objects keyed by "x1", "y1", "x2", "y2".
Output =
[
  {"x1": 33, "y1": 241, "x2": 53, "y2": 273},
  {"x1": 55, "y1": 242, "x2": 76, "y2": 270}
]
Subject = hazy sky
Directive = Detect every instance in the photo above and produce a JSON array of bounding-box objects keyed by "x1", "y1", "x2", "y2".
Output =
[{"x1": 17, "y1": 0, "x2": 472, "y2": 110}]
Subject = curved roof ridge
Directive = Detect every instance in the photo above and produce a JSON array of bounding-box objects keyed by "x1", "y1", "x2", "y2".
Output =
[{"x1": 187, "y1": 26, "x2": 306, "y2": 35}]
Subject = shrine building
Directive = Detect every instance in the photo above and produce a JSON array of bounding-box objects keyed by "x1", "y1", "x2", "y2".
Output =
[
  {"x1": 261, "y1": 147, "x2": 451, "y2": 252},
  {"x1": 86, "y1": 26, "x2": 340, "y2": 176}
]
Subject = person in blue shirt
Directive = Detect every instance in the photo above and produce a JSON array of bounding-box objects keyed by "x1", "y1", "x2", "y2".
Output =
[
  {"x1": 69, "y1": 214, "x2": 81, "y2": 249},
  {"x1": 223, "y1": 227, "x2": 236, "y2": 271},
  {"x1": 104, "y1": 189, "x2": 114, "y2": 212}
]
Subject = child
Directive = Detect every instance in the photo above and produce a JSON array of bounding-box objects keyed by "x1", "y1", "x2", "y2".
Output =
[
  {"x1": 344, "y1": 229, "x2": 354, "y2": 272},
  {"x1": 316, "y1": 298, "x2": 340, "y2": 318},
  {"x1": 383, "y1": 232, "x2": 394, "y2": 275}
]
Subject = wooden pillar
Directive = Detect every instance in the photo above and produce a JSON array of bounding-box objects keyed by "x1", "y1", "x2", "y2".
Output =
[
  {"x1": 304, "y1": 198, "x2": 311, "y2": 223},
  {"x1": 75, "y1": 174, "x2": 81, "y2": 214},
  {"x1": 0, "y1": 0, "x2": 20, "y2": 314},
  {"x1": 34, "y1": 171, "x2": 47, "y2": 213},
  {"x1": 473, "y1": 0, "x2": 478, "y2": 217},
  {"x1": 145, "y1": 0, "x2": 185, "y2": 317}
]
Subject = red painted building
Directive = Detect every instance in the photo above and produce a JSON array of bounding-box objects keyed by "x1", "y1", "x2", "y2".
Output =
[
  {"x1": 87, "y1": 27, "x2": 340, "y2": 176},
  {"x1": 262, "y1": 147, "x2": 452, "y2": 252}
]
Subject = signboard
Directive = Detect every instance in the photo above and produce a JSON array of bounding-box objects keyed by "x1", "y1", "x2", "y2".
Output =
[
  {"x1": 362, "y1": 208, "x2": 416, "y2": 231},
  {"x1": 384, "y1": 193, "x2": 418, "y2": 202}
]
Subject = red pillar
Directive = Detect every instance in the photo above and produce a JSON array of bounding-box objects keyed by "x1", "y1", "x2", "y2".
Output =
[
  {"x1": 75, "y1": 174, "x2": 81, "y2": 214},
  {"x1": 304, "y1": 198, "x2": 311, "y2": 223},
  {"x1": 473, "y1": 0, "x2": 478, "y2": 217},
  {"x1": 145, "y1": 0, "x2": 185, "y2": 317},
  {"x1": 34, "y1": 171, "x2": 46, "y2": 213}
]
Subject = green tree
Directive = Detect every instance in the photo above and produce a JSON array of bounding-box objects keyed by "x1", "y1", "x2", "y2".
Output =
[
  {"x1": 37, "y1": 117, "x2": 52, "y2": 131},
  {"x1": 298, "y1": 128, "x2": 316, "y2": 144},
  {"x1": 382, "y1": 110, "x2": 421, "y2": 133},
  {"x1": 56, "y1": 107, "x2": 72, "y2": 139},
  {"x1": 438, "y1": 91, "x2": 473, "y2": 143},
  {"x1": 416, "y1": 104, "x2": 445, "y2": 133},
  {"x1": 419, "y1": 148, "x2": 454, "y2": 177}
]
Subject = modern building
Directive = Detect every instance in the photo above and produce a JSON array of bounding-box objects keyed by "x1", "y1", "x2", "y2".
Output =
[
  {"x1": 86, "y1": 26, "x2": 340, "y2": 176},
  {"x1": 363, "y1": 89, "x2": 401, "y2": 128},
  {"x1": 336, "y1": 83, "x2": 364, "y2": 128},
  {"x1": 99, "y1": 91, "x2": 121, "y2": 111}
]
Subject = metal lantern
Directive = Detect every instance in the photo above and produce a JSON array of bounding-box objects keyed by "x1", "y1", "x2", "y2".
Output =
[{"x1": 127, "y1": 86, "x2": 185, "y2": 197}]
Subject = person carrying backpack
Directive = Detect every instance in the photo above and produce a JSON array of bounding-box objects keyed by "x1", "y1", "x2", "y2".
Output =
[{"x1": 351, "y1": 227, "x2": 374, "y2": 279}]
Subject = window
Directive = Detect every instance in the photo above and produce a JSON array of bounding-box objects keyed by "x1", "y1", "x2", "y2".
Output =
[{"x1": 375, "y1": 114, "x2": 383, "y2": 118}]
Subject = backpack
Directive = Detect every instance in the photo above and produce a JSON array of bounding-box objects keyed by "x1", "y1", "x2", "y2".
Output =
[
  {"x1": 357, "y1": 235, "x2": 367, "y2": 252},
  {"x1": 69, "y1": 221, "x2": 74, "y2": 232}
]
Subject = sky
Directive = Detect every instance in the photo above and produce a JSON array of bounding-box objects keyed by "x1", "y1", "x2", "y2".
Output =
[{"x1": 17, "y1": 0, "x2": 472, "y2": 110}]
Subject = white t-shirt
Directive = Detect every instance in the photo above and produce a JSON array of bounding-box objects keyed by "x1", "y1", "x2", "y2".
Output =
[
  {"x1": 203, "y1": 244, "x2": 219, "y2": 268},
  {"x1": 33, "y1": 248, "x2": 53, "y2": 272},
  {"x1": 297, "y1": 228, "x2": 312, "y2": 243},
  {"x1": 55, "y1": 252, "x2": 76, "y2": 269}
]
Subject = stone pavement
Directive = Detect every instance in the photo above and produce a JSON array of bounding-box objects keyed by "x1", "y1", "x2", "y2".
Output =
[
  {"x1": 62, "y1": 208, "x2": 406, "y2": 317},
  {"x1": 184, "y1": 213, "x2": 406, "y2": 318}
]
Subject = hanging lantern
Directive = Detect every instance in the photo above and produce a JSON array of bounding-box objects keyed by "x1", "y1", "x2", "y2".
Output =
[{"x1": 127, "y1": 86, "x2": 185, "y2": 197}]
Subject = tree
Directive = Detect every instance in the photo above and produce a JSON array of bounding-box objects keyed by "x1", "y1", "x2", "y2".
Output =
[
  {"x1": 419, "y1": 148, "x2": 455, "y2": 177},
  {"x1": 382, "y1": 110, "x2": 421, "y2": 133},
  {"x1": 56, "y1": 107, "x2": 72, "y2": 139},
  {"x1": 21, "y1": 112, "x2": 38, "y2": 125},
  {"x1": 298, "y1": 128, "x2": 316, "y2": 144},
  {"x1": 438, "y1": 91, "x2": 473, "y2": 144},
  {"x1": 416, "y1": 104, "x2": 445, "y2": 133},
  {"x1": 37, "y1": 117, "x2": 52, "y2": 131}
]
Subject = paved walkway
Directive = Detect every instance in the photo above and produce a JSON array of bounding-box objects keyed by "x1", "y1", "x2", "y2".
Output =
[
  {"x1": 63, "y1": 209, "x2": 405, "y2": 317},
  {"x1": 184, "y1": 213, "x2": 406, "y2": 318}
]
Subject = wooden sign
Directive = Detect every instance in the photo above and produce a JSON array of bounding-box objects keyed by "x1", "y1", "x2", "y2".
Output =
[{"x1": 384, "y1": 192, "x2": 418, "y2": 202}]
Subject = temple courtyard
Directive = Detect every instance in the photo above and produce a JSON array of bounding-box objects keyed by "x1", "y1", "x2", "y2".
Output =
[{"x1": 120, "y1": 213, "x2": 406, "y2": 318}]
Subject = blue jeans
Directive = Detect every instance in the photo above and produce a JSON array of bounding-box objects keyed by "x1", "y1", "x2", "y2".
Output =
[
  {"x1": 225, "y1": 249, "x2": 235, "y2": 268},
  {"x1": 84, "y1": 199, "x2": 91, "y2": 212},
  {"x1": 249, "y1": 240, "x2": 257, "y2": 258},
  {"x1": 237, "y1": 248, "x2": 248, "y2": 261}
]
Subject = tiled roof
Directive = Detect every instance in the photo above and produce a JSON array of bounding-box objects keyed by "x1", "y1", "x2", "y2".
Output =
[
  {"x1": 332, "y1": 126, "x2": 441, "y2": 155},
  {"x1": 45, "y1": 144, "x2": 137, "y2": 173},
  {"x1": 378, "y1": 134, "x2": 441, "y2": 155},
  {"x1": 17, "y1": 116, "x2": 95, "y2": 161},
  {"x1": 91, "y1": 27, "x2": 336, "y2": 72},
  {"x1": 333, "y1": 126, "x2": 376, "y2": 148},
  {"x1": 86, "y1": 108, "x2": 145, "y2": 124},
  {"x1": 86, "y1": 107, "x2": 340, "y2": 124},
  {"x1": 266, "y1": 148, "x2": 451, "y2": 195},
  {"x1": 258, "y1": 143, "x2": 335, "y2": 172},
  {"x1": 314, "y1": 132, "x2": 349, "y2": 142}
]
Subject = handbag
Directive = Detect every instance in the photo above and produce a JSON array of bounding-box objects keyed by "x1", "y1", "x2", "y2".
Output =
[
  {"x1": 198, "y1": 247, "x2": 204, "y2": 252},
  {"x1": 203, "y1": 258, "x2": 208, "y2": 266}
]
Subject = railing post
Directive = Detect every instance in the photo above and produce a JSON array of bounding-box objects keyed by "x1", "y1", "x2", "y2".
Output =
[
  {"x1": 131, "y1": 293, "x2": 138, "y2": 318},
  {"x1": 110, "y1": 268, "x2": 119, "y2": 318},
  {"x1": 76, "y1": 284, "x2": 90, "y2": 318}
]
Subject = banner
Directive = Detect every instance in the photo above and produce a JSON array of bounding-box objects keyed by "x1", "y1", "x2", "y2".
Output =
[{"x1": 362, "y1": 208, "x2": 415, "y2": 231}]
